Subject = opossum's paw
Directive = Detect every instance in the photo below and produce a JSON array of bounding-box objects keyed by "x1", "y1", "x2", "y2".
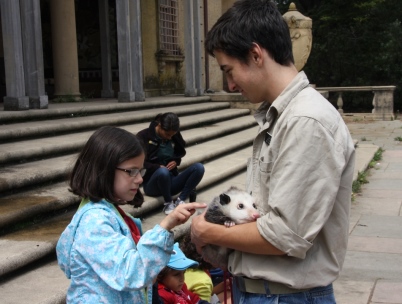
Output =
[{"x1": 224, "y1": 221, "x2": 236, "y2": 227}]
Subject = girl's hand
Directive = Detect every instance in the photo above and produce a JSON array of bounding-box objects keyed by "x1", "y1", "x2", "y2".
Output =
[
  {"x1": 160, "y1": 202, "x2": 207, "y2": 231},
  {"x1": 166, "y1": 161, "x2": 177, "y2": 170}
]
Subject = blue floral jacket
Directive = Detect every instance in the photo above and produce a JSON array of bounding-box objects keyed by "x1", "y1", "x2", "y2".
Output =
[{"x1": 56, "y1": 200, "x2": 174, "y2": 303}]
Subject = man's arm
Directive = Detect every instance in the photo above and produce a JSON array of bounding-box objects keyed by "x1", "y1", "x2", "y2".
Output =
[{"x1": 191, "y1": 211, "x2": 284, "y2": 255}]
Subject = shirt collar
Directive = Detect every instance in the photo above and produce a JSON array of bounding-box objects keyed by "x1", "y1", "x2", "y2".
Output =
[{"x1": 254, "y1": 71, "x2": 310, "y2": 128}]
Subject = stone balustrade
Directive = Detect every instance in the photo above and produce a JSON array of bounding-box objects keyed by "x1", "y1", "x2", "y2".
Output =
[{"x1": 317, "y1": 86, "x2": 396, "y2": 120}]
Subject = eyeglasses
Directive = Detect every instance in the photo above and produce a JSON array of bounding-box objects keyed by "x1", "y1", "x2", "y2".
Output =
[{"x1": 116, "y1": 167, "x2": 147, "y2": 177}]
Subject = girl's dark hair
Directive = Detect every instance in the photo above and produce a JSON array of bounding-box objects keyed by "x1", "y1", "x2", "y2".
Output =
[
  {"x1": 154, "y1": 112, "x2": 180, "y2": 132},
  {"x1": 180, "y1": 233, "x2": 213, "y2": 270},
  {"x1": 69, "y1": 126, "x2": 144, "y2": 204},
  {"x1": 205, "y1": 0, "x2": 294, "y2": 66}
]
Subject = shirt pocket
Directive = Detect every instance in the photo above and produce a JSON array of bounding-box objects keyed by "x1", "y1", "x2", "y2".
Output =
[{"x1": 258, "y1": 157, "x2": 273, "y2": 210}]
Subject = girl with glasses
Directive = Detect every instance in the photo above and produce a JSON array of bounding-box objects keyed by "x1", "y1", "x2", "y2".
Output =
[{"x1": 56, "y1": 126, "x2": 206, "y2": 303}]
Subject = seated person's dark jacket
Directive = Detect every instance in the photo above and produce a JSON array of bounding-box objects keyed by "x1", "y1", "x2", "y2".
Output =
[{"x1": 137, "y1": 120, "x2": 186, "y2": 184}]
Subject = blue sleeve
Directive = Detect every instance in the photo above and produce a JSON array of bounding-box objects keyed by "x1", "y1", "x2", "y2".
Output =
[{"x1": 73, "y1": 208, "x2": 174, "y2": 291}]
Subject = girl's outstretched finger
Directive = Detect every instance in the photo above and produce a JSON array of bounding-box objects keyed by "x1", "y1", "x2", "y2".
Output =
[
  {"x1": 159, "y1": 202, "x2": 206, "y2": 231},
  {"x1": 180, "y1": 202, "x2": 207, "y2": 213}
]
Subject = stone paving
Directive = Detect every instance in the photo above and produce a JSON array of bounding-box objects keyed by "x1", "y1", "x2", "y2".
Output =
[{"x1": 334, "y1": 119, "x2": 402, "y2": 304}]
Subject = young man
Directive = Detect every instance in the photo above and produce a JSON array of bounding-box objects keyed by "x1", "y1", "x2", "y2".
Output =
[{"x1": 190, "y1": 0, "x2": 355, "y2": 303}]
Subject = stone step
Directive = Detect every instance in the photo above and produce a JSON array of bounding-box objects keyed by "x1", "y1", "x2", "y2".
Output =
[
  {"x1": 0, "y1": 111, "x2": 253, "y2": 193},
  {"x1": 0, "y1": 110, "x2": 253, "y2": 165},
  {"x1": 0, "y1": 101, "x2": 231, "y2": 142},
  {"x1": 0, "y1": 96, "x2": 211, "y2": 124},
  {"x1": 0, "y1": 122, "x2": 257, "y2": 229}
]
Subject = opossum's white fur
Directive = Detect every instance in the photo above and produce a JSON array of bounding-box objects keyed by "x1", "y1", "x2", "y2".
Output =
[{"x1": 201, "y1": 186, "x2": 261, "y2": 270}]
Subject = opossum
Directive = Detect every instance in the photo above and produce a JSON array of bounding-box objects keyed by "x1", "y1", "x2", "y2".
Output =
[{"x1": 201, "y1": 186, "x2": 261, "y2": 270}]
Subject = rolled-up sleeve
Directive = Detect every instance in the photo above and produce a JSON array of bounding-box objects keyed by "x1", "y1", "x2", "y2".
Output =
[{"x1": 257, "y1": 116, "x2": 347, "y2": 259}]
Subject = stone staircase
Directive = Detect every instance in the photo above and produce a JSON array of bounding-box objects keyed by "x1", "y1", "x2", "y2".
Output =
[{"x1": 0, "y1": 95, "x2": 258, "y2": 304}]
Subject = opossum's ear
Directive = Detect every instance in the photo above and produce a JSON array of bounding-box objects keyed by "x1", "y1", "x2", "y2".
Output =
[{"x1": 219, "y1": 193, "x2": 231, "y2": 205}]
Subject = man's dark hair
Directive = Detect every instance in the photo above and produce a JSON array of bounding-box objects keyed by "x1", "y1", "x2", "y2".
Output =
[
  {"x1": 69, "y1": 126, "x2": 145, "y2": 204},
  {"x1": 205, "y1": 0, "x2": 294, "y2": 66}
]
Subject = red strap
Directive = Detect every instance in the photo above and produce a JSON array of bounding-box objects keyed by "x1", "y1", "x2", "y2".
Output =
[
  {"x1": 223, "y1": 271, "x2": 233, "y2": 304},
  {"x1": 115, "y1": 205, "x2": 141, "y2": 244}
]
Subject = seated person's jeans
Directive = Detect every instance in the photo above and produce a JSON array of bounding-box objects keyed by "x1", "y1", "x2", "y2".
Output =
[
  {"x1": 232, "y1": 283, "x2": 336, "y2": 304},
  {"x1": 143, "y1": 163, "x2": 204, "y2": 202}
]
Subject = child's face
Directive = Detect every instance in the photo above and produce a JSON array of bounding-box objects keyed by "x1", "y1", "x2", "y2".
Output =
[
  {"x1": 161, "y1": 269, "x2": 186, "y2": 293},
  {"x1": 113, "y1": 153, "x2": 145, "y2": 204}
]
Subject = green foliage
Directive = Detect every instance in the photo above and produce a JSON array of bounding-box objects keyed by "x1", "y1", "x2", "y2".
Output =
[
  {"x1": 278, "y1": 0, "x2": 402, "y2": 113},
  {"x1": 352, "y1": 171, "x2": 368, "y2": 194},
  {"x1": 368, "y1": 147, "x2": 383, "y2": 168},
  {"x1": 395, "y1": 136, "x2": 402, "y2": 142},
  {"x1": 351, "y1": 147, "x2": 383, "y2": 200},
  {"x1": 144, "y1": 73, "x2": 184, "y2": 90},
  {"x1": 52, "y1": 94, "x2": 81, "y2": 103},
  {"x1": 372, "y1": 147, "x2": 384, "y2": 161}
]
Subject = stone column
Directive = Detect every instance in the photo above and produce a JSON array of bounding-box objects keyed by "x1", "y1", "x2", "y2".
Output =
[
  {"x1": 50, "y1": 0, "x2": 80, "y2": 97},
  {"x1": 372, "y1": 86, "x2": 396, "y2": 121},
  {"x1": 98, "y1": 0, "x2": 114, "y2": 98},
  {"x1": 116, "y1": 0, "x2": 135, "y2": 102},
  {"x1": 184, "y1": 0, "x2": 197, "y2": 96},
  {"x1": 129, "y1": 0, "x2": 145, "y2": 101},
  {"x1": 0, "y1": 0, "x2": 29, "y2": 110},
  {"x1": 205, "y1": 0, "x2": 223, "y2": 92},
  {"x1": 20, "y1": 0, "x2": 48, "y2": 109},
  {"x1": 193, "y1": 0, "x2": 203, "y2": 96}
]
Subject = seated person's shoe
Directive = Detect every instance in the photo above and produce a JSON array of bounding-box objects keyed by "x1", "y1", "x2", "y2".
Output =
[
  {"x1": 175, "y1": 198, "x2": 186, "y2": 205},
  {"x1": 163, "y1": 201, "x2": 176, "y2": 215}
]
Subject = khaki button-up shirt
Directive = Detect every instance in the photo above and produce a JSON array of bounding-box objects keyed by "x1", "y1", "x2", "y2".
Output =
[{"x1": 229, "y1": 72, "x2": 355, "y2": 289}]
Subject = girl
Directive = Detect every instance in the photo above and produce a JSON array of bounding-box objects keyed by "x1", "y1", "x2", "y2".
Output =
[
  {"x1": 137, "y1": 113, "x2": 205, "y2": 215},
  {"x1": 56, "y1": 126, "x2": 206, "y2": 303}
]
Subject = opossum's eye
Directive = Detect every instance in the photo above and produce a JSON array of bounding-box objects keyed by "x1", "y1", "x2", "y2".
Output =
[
  {"x1": 253, "y1": 203, "x2": 257, "y2": 209},
  {"x1": 237, "y1": 203, "x2": 244, "y2": 210}
]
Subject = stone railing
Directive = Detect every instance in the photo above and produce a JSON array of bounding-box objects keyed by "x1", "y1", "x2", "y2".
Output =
[{"x1": 317, "y1": 86, "x2": 396, "y2": 121}]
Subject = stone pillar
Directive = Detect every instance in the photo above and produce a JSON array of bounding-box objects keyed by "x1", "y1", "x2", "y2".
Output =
[
  {"x1": 372, "y1": 87, "x2": 396, "y2": 121},
  {"x1": 184, "y1": 0, "x2": 197, "y2": 96},
  {"x1": 204, "y1": 0, "x2": 223, "y2": 92},
  {"x1": 193, "y1": 0, "x2": 203, "y2": 96},
  {"x1": 116, "y1": 0, "x2": 135, "y2": 102},
  {"x1": 0, "y1": 0, "x2": 29, "y2": 110},
  {"x1": 50, "y1": 0, "x2": 80, "y2": 97},
  {"x1": 98, "y1": 0, "x2": 114, "y2": 98},
  {"x1": 129, "y1": 0, "x2": 145, "y2": 101},
  {"x1": 20, "y1": 0, "x2": 48, "y2": 109}
]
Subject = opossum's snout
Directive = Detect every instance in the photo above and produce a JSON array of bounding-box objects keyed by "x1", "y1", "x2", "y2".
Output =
[
  {"x1": 252, "y1": 212, "x2": 261, "y2": 220},
  {"x1": 235, "y1": 211, "x2": 261, "y2": 224}
]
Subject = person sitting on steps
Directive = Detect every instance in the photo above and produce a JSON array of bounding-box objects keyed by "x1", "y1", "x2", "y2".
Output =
[{"x1": 137, "y1": 112, "x2": 205, "y2": 215}]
